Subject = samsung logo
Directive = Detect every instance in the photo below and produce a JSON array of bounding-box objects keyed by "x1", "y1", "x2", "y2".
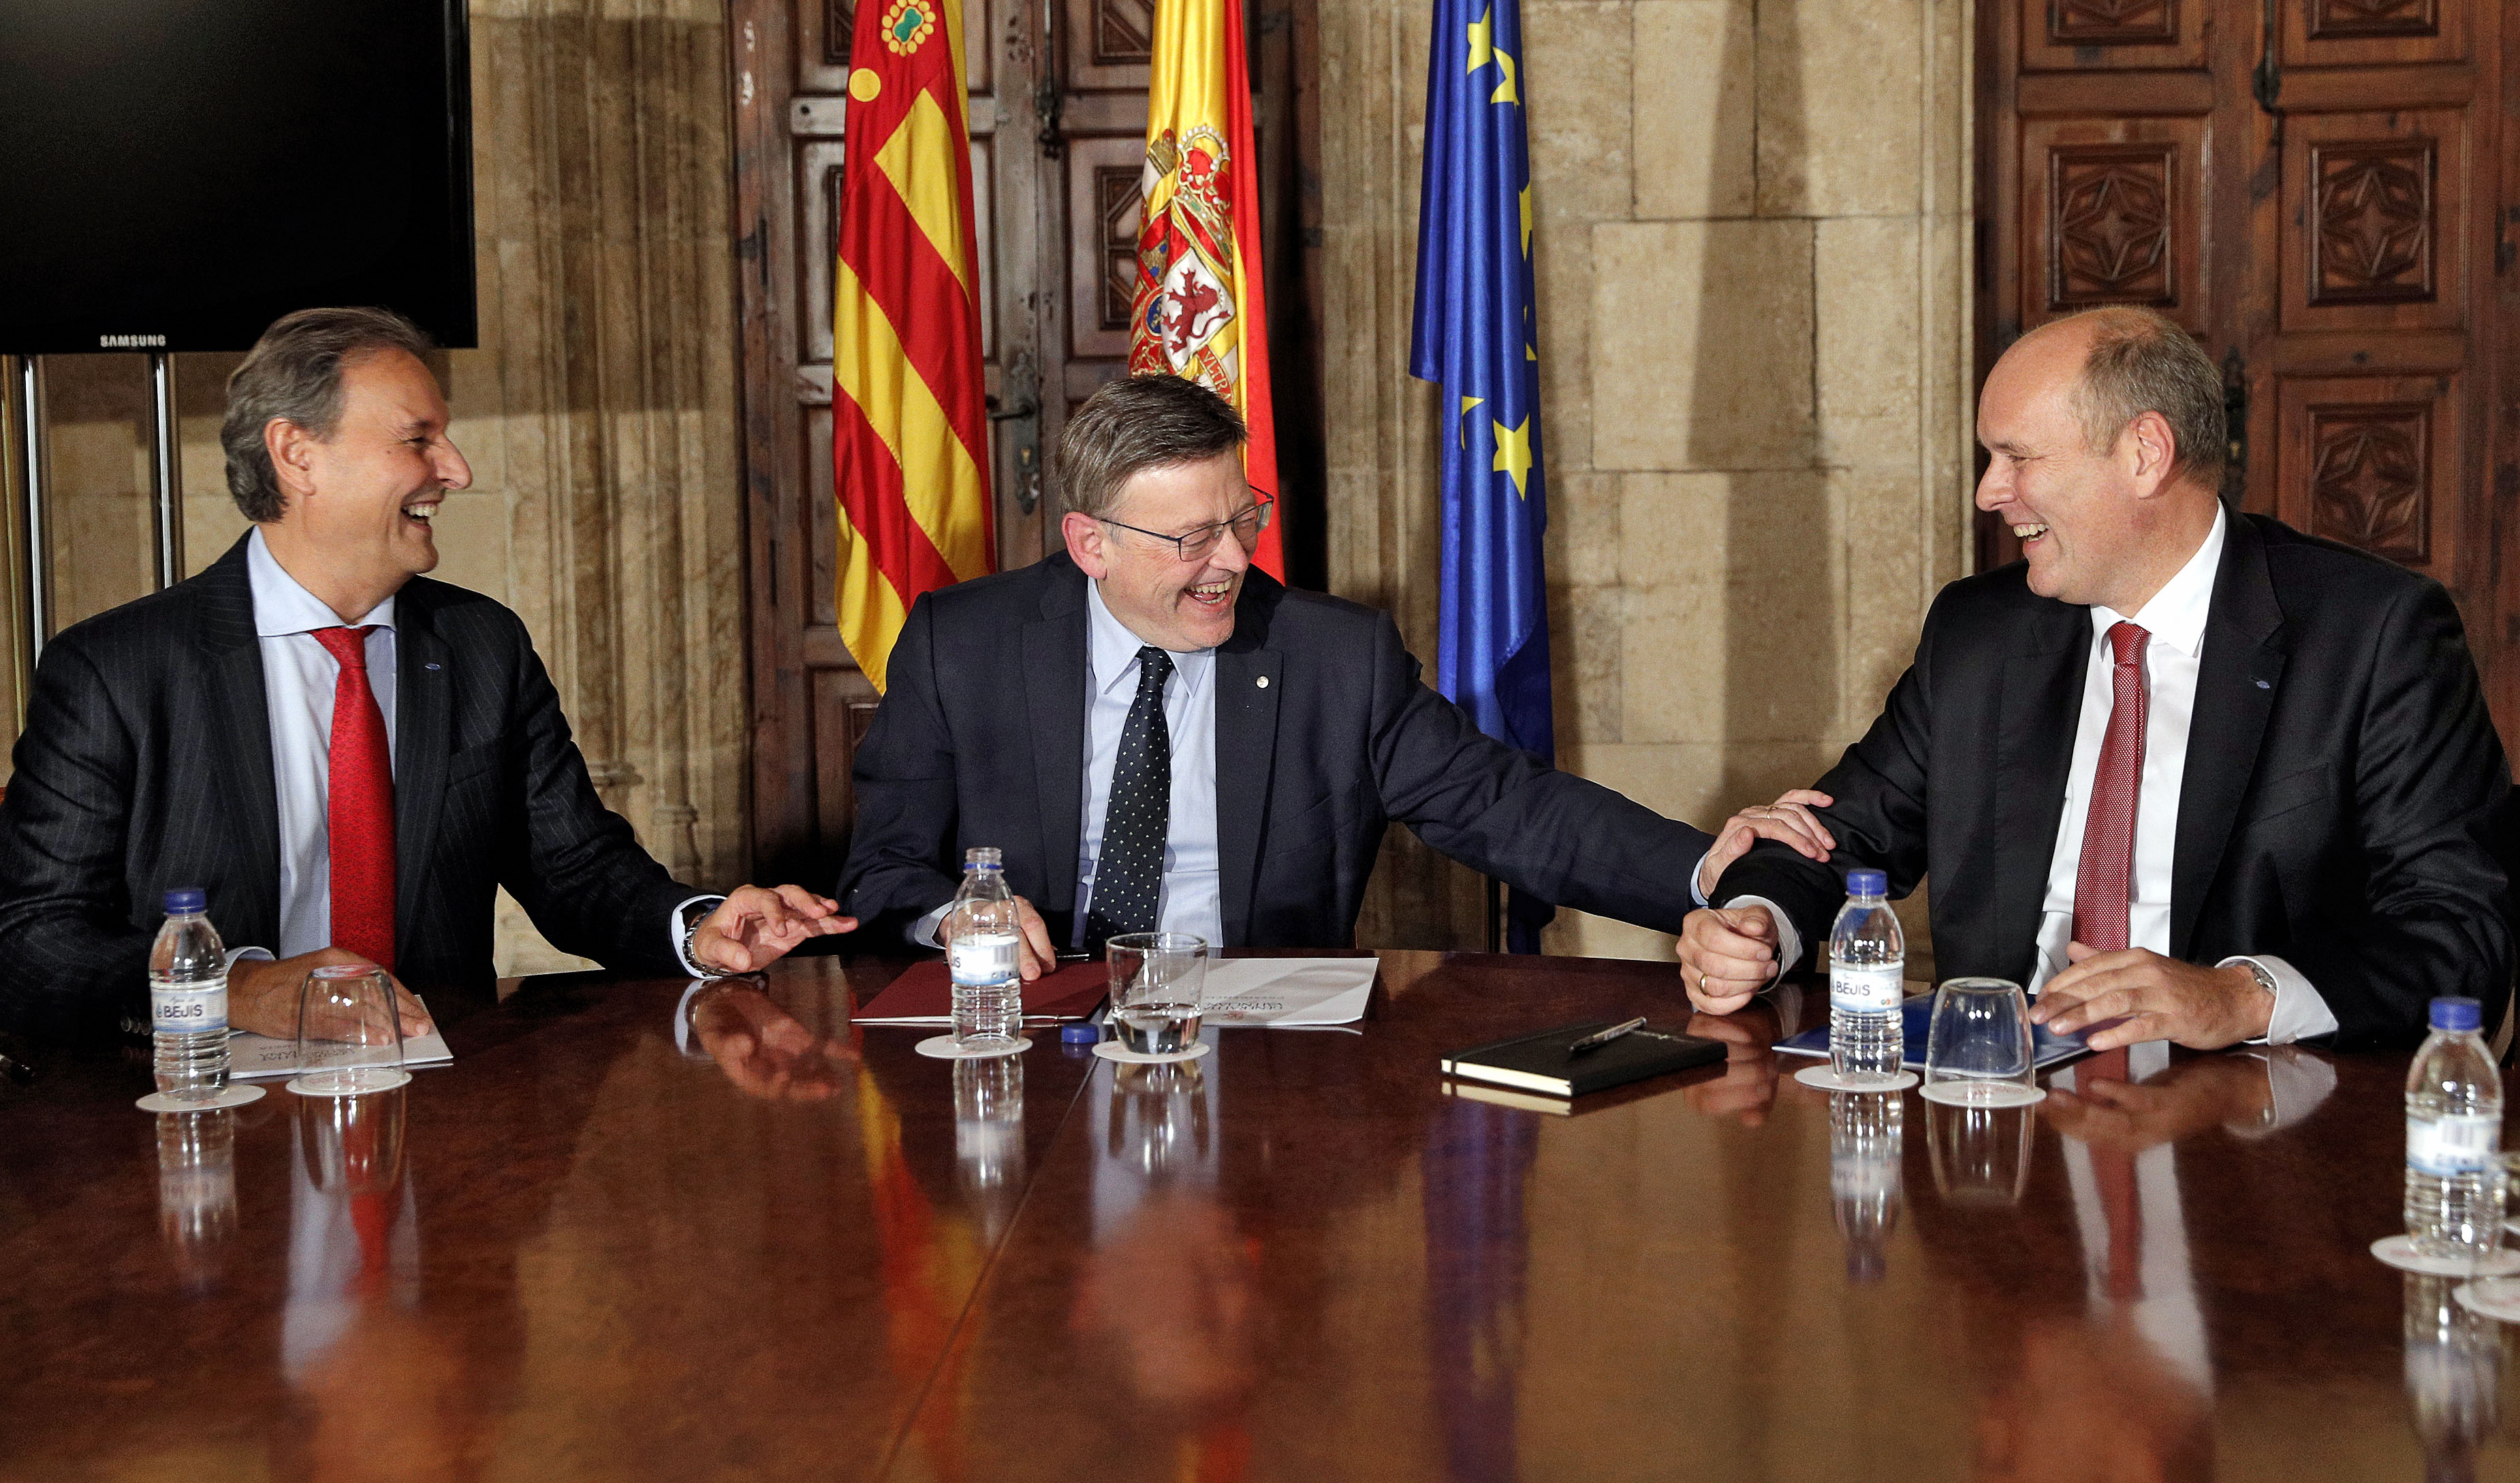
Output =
[{"x1": 98, "y1": 333, "x2": 167, "y2": 348}]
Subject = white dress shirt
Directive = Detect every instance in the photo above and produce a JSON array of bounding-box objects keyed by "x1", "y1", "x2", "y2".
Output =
[
  {"x1": 1750, "y1": 506, "x2": 2336, "y2": 1044},
  {"x1": 240, "y1": 529, "x2": 716, "y2": 975}
]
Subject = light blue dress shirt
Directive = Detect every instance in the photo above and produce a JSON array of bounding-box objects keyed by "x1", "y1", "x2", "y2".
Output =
[
  {"x1": 243, "y1": 527, "x2": 399, "y2": 961},
  {"x1": 911, "y1": 579, "x2": 1223, "y2": 948}
]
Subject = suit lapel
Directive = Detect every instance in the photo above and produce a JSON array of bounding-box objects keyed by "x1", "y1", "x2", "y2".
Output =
[
  {"x1": 1992, "y1": 599, "x2": 2090, "y2": 969},
  {"x1": 2171, "y1": 515, "x2": 2286, "y2": 958},
  {"x1": 1212, "y1": 597, "x2": 1282, "y2": 947},
  {"x1": 393, "y1": 588, "x2": 454, "y2": 945},
  {"x1": 195, "y1": 537, "x2": 283, "y2": 941},
  {"x1": 1022, "y1": 565, "x2": 1090, "y2": 914}
]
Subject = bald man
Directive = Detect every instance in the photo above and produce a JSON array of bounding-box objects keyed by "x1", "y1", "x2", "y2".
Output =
[{"x1": 1679, "y1": 305, "x2": 2513, "y2": 1051}]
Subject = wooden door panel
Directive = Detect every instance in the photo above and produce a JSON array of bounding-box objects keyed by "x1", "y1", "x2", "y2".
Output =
[
  {"x1": 2019, "y1": 116, "x2": 2211, "y2": 333},
  {"x1": 2278, "y1": 109, "x2": 2467, "y2": 333},
  {"x1": 2282, "y1": 0, "x2": 2467, "y2": 69},
  {"x1": 2020, "y1": 0, "x2": 2206, "y2": 72},
  {"x1": 1066, "y1": 0, "x2": 1154, "y2": 90},
  {"x1": 2274, "y1": 371, "x2": 2463, "y2": 580},
  {"x1": 1065, "y1": 135, "x2": 1144, "y2": 363}
]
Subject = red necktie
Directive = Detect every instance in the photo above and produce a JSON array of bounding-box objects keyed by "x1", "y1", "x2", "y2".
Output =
[
  {"x1": 313, "y1": 627, "x2": 395, "y2": 972},
  {"x1": 2071, "y1": 622, "x2": 2149, "y2": 954}
]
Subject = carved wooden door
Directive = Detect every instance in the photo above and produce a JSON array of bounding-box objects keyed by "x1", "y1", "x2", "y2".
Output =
[
  {"x1": 1979, "y1": 0, "x2": 2517, "y2": 739},
  {"x1": 729, "y1": 0, "x2": 1161, "y2": 883}
]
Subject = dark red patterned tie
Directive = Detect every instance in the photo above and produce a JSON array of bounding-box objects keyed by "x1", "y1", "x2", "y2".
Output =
[
  {"x1": 2072, "y1": 622, "x2": 2149, "y2": 954},
  {"x1": 314, "y1": 627, "x2": 395, "y2": 972}
]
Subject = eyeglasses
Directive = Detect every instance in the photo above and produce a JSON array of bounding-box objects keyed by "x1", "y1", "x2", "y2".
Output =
[{"x1": 1099, "y1": 495, "x2": 1274, "y2": 563}]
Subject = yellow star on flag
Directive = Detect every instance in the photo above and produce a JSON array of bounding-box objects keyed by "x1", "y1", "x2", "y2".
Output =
[
  {"x1": 1464, "y1": 7, "x2": 1519, "y2": 106},
  {"x1": 1491, "y1": 416, "x2": 1533, "y2": 498},
  {"x1": 1460, "y1": 394, "x2": 1485, "y2": 450}
]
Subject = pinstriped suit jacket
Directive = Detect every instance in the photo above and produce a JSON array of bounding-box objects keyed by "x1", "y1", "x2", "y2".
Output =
[{"x1": 0, "y1": 534, "x2": 697, "y2": 1042}]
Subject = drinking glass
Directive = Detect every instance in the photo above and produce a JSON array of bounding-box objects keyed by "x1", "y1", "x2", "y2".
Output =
[
  {"x1": 287, "y1": 965, "x2": 410, "y2": 1095},
  {"x1": 1918, "y1": 977, "x2": 2043, "y2": 1108},
  {"x1": 1106, "y1": 933, "x2": 1208, "y2": 1057}
]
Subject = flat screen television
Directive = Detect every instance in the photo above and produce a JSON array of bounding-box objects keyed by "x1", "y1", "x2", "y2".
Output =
[{"x1": 0, "y1": 0, "x2": 475, "y2": 355}]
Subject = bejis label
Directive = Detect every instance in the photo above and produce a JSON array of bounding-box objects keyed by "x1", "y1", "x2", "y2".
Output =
[
  {"x1": 1830, "y1": 963, "x2": 1902, "y2": 1013},
  {"x1": 949, "y1": 933, "x2": 1019, "y2": 985},
  {"x1": 2408, "y1": 1112, "x2": 2500, "y2": 1176},
  {"x1": 150, "y1": 980, "x2": 228, "y2": 1035}
]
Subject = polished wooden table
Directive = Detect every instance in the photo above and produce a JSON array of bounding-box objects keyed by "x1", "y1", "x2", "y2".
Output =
[{"x1": 2, "y1": 951, "x2": 2513, "y2": 1481}]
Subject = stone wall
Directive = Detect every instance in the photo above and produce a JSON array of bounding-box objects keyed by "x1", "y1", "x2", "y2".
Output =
[
  {"x1": 1319, "y1": 0, "x2": 1976, "y2": 966},
  {"x1": 1, "y1": 0, "x2": 749, "y2": 978}
]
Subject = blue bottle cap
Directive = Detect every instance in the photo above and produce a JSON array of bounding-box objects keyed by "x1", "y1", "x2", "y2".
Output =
[
  {"x1": 1060, "y1": 1020, "x2": 1103, "y2": 1045},
  {"x1": 162, "y1": 887, "x2": 206, "y2": 914},
  {"x1": 1845, "y1": 869, "x2": 1887, "y2": 898},
  {"x1": 2431, "y1": 997, "x2": 2483, "y2": 1033}
]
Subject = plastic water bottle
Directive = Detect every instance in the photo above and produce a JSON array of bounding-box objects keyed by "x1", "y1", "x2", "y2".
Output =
[
  {"x1": 945, "y1": 848, "x2": 1023, "y2": 1050},
  {"x1": 149, "y1": 887, "x2": 230, "y2": 1102},
  {"x1": 1829, "y1": 869, "x2": 1904, "y2": 1084},
  {"x1": 2405, "y1": 996, "x2": 2503, "y2": 1260}
]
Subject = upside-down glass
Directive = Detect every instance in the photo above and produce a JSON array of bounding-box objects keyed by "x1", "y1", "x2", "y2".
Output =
[
  {"x1": 1919, "y1": 976, "x2": 2043, "y2": 1108},
  {"x1": 1106, "y1": 933, "x2": 1208, "y2": 1057},
  {"x1": 288, "y1": 965, "x2": 409, "y2": 1095}
]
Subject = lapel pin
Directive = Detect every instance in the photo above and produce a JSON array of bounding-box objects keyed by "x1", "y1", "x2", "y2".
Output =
[
  {"x1": 425, "y1": 663, "x2": 443, "y2": 672},
  {"x1": 1256, "y1": 675, "x2": 1269, "y2": 689},
  {"x1": 2254, "y1": 678, "x2": 2270, "y2": 689}
]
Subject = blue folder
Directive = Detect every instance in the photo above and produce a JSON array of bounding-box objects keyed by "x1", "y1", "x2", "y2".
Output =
[{"x1": 1774, "y1": 995, "x2": 2091, "y2": 1072}]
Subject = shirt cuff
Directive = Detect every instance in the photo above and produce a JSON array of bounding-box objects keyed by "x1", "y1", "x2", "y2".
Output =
[
  {"x1": 224, "y1": 946, "x2": 275, "y2": 969},
  {"x1": 672, "y1": 980, "x2": 717, "y2": 1059},
  {"x1": 1722, "y1": 894, "x2": 1801, "y2": 986},
  {"x1": 2218, "y1": 954, "x2": 2337, "y2": 1045},
  {"x1": 672, "y1": 894, "x2": 726, "y2": 978},
  {"x1": 909, "y1": 901, "x2": 953, "y2": 950}
]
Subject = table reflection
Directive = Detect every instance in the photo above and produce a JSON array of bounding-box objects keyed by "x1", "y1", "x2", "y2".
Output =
[
  {"x1": 1829, "y1": 1091, "x2": 1903, "y2": 1283},
  {"x1": 155, "y1": 1108, "x2": 237, "y2": 1294},
  {"x1": 955, "y1": 1056, "x2": 1026, "y2": 1237},
  {"x1": 1928, "y1": 1099, "x2": 2034, "y2": 1206},
  {"x1": 2406, "y1": 1273, "x2": 2506, "y2": 1483},
  {"x1": 1680, "y1": 1002, "x2": 1789, "y2": 1127},
  {"x1": 1972, "y1": 1311, "x2": 2214, "y2": 1482},
  {"x1": 684, "y1": 980, "x2": 861, "y2": 1101},
  {"x1": 1424, "y1": 1093, "x2": 1538, "y2": 1482},
  {"x1": 1075, "y1": 1042, "x2": 1257, "y2": 1448}
]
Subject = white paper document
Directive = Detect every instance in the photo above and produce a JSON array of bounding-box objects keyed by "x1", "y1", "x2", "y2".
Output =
[
  {"x1": 227, "y1": 997, "x2": 454, "y2": 1082},
  {"x1": 1199, "y1": 958, "x2": 1376, "y2": 1027}
]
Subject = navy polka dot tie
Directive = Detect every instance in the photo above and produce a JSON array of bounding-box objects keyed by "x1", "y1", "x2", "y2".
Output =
[{"x1": 1087, "y1": 646, "x2": 1173, "y2": 946}]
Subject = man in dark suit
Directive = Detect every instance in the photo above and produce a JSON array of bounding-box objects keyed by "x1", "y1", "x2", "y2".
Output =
[
  {"x1": 840, "y1": 374, "x2": 1831, "y2": 972},
  {"x1": 1682, "y1": 305, "x2": 2513, "y2": 1050},
  {"x1": 0, "y1": 307, "x2": 848, "y2": 1043}
]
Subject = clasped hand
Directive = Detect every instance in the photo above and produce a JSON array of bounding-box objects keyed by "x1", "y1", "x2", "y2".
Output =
[{"x1": 691, "y1": 884, "x2": 858, "y2": 975}]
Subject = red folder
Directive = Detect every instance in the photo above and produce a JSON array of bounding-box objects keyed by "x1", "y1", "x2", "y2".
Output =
[{"x1": 851, "y1": 958, "x2": 1109, "y2": 1025}]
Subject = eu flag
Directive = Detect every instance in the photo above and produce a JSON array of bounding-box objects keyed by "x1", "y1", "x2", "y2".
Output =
[{"x1": 1411, "y1": 0, "x2": 1554, "y2": 950}]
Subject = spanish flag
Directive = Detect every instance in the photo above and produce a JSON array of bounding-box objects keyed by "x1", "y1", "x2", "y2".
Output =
[
  {"x1": 1127, "y1": 0, "x2": 1283, "y2": 578},
  {"x1": 832, "y1": 0, "x2": 994, "y2": 692}
]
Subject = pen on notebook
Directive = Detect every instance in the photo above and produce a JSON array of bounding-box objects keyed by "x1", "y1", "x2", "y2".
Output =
[{"x1": 1568, "y1": 1016, "x2": 1648, "y2": 1054}]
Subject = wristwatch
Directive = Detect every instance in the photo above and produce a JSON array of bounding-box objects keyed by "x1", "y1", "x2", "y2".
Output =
[
  {"x1": 2237, "y1": 958, "x2": 2280, "y2": 1001},
  {"x1": 680, "y1": 898, "x2": 719, "y2": 977}
]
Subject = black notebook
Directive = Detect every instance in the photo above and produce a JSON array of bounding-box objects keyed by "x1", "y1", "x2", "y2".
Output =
[{"x1": 1440, "y1": 1021, "x2": 1724, "y2": 1099}]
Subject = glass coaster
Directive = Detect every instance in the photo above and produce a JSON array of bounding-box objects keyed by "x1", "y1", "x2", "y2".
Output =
[
  {"x1": 914, "y1": 1034, "x2": 1031, "y2": 1061},
  {"x1": 136, "y1": 1083, "x2": 266, "y2": 1113},
  {"x1": 2371, "y1": 1234, "x2": 2520, "y2": 1277},
  {"x1": 1920, "y1": 1080, "x2": 2046, "y2": 1108},
  {"x1": 1793, "y1": 1065, "x2": 1917, "y2": 1093},
  {"x1": 1092, "y1": 1040, "x2": 1212, "y2": 1065},
  {"x1": 286, "y1": 1069, "x2": 413, "y2": 1097}
]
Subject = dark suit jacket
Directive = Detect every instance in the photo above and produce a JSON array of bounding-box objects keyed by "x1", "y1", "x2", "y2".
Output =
[
  {"x1": 1714, "y1": 513, "x2": 2515, "y2": 1049},
  {"x1": 839, "y1": 553, "x2": 1715, "y2": 947},
  {"x1": 0, "y1": 535, "x2": 697, "y2": 1042}
]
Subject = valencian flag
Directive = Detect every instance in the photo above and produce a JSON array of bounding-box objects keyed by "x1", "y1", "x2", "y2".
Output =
[
  {"x1": 1411, "y1": 0, "x2": 1554, "y2": 951},
  {"x1": 1128, "y1": 0, "x2": 1284, "y2": 579},
  {"x1": 832, "y1": 0, "x2": 995, "y2": 691}
]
